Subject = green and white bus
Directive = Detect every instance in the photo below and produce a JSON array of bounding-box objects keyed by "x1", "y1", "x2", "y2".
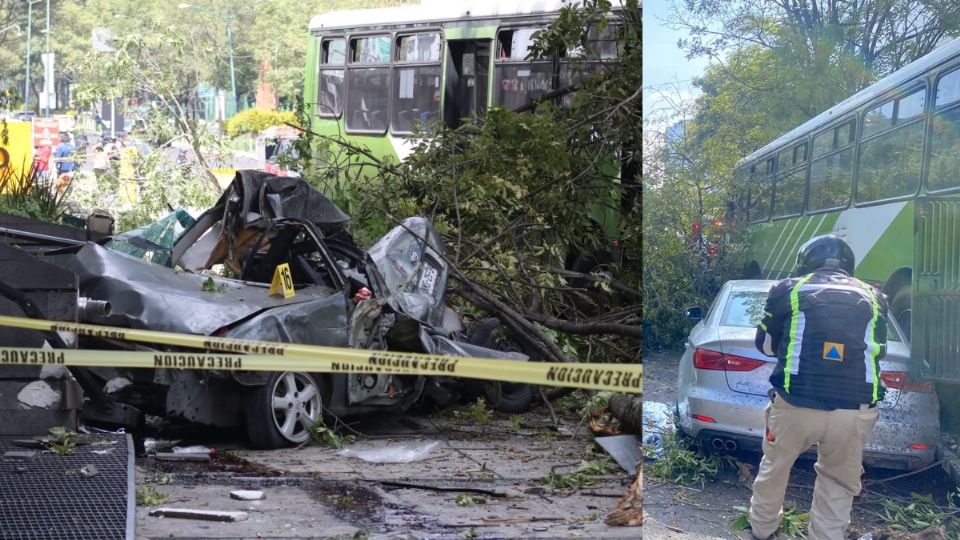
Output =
[
  {"x1": 302, "y1": 0, "x2": 621, "y2": 163},
  {"x1": 735, "y1": 36, "x2": 960, "y2": 381}
]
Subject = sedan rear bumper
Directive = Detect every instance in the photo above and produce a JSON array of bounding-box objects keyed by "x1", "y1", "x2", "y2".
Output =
[{"x1": 678, "y1": 392, "x2": 937, "y2": 471}]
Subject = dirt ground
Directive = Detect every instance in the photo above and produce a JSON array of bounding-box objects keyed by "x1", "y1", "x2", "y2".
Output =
[
  {"x1": 134, "y1": 398, "x2": 640, "y2": 539},
  {"x1": 643, "y1": 350, "x2": 956, "y2": 540}
]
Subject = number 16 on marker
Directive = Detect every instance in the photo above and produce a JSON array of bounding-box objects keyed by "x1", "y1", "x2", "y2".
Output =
[{"x1": 269, "y1": 263, "x2": 296, "y2": 298}]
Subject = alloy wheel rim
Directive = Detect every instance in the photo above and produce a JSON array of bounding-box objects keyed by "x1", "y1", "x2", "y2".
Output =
[{"x1": 270, "y1": 372, "x2": 321, "y2": 443}]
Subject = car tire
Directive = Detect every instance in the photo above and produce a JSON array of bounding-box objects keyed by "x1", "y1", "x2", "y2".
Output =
[
  {"x1": 245, "y1": 371, "x2": 327, "y2": 449},
  {"x1": 464, "y1": 318, "x2": 536, "y2": 414},
  {"x1": 890, "y1": 284, "x2": 912, "y2": 341}
]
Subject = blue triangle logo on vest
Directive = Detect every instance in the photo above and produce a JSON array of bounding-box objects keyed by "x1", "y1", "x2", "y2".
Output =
[{"x1": 823, "y1": 341, "x2": 845, "y2": 361}]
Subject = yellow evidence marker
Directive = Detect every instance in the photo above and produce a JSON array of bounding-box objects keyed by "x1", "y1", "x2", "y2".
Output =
[{"x1": 269, "y1": 263, "x2": 295, "y2": 298}]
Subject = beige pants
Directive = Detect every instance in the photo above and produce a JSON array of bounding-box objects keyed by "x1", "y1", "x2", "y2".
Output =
[{"x1": 748, "y1": 394, "x2": 878, "y2": 540}]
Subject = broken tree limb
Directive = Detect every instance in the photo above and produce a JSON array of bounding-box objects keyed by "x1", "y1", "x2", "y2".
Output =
[
  {"x1": 457, "y1": 286, "x2": 571, "y2": 363},
  {"x1": 521, "y1": 310, "x2": 641, "y2": 339},
  {"x1": 605, "y1": 465, "x2": 641, "y2": 527},
  {"x1": 609, "y1": 393, "x2": 642, "y2": 434},
  {"x1": 148, "y1": 508, "x2": 248, "y2": 522},
  {"x1": 370, "y1": 480, "x2": 508, "y2": 498}
]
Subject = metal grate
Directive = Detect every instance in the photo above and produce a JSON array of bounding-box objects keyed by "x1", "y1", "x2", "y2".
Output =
[{"x1": 0, "y1": 433, "x2": 132, "y2": 540}]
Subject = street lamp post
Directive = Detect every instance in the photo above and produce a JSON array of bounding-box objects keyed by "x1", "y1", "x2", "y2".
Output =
[
  {"x1": 178, "y1": 3, "x2": 237, "y2": 118},
  {"x1": 25, "y1": 0, "x2": 42, "y2": 112},
  {"x1": 43, "y1": 0, "x2": 50, "y2": 117}
]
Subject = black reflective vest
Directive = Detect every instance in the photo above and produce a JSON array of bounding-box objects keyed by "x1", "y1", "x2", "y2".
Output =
[{"x1": 754, "y1": 269, "x2": 888, "y2": 410}]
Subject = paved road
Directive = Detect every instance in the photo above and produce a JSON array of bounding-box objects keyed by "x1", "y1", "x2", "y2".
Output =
[{"x1": 135, "y1": 402, "x2": 641, "y2": 539}]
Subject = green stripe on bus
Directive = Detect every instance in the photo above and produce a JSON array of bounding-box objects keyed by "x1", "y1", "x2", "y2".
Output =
[{"x1": 784, "y1": 273, "x2": 814, "y2": 392}]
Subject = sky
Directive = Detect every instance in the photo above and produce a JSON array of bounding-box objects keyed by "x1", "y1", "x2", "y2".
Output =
[{"x1": 642, "y1": 0, "x2": 711, "y2": 121}]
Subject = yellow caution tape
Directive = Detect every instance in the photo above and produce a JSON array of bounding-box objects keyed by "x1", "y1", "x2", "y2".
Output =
[{"x1": 0, "y1": 316, "x2": 641, "y2": 394}]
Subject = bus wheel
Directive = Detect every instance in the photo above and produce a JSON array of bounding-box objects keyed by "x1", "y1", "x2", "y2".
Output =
[{"x1": 890, "y1": 285, "x2": 912, "y2": 341}]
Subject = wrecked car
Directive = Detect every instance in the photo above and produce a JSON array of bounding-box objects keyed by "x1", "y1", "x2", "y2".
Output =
[
  {"x1": 40, "y1": 171, "x2": 534, "y2": 448},
  {"x1": 676, "y1": 280, "x2": 939, "y2": 471}
]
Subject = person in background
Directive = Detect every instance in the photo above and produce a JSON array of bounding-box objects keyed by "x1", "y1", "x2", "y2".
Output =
[
  {"x1": 92, "y1": 145, "x2": 109, "y2": 172},
  {"x1": 32, "y1": 145, "x2": 52, "y2": 181},
  {"x1": 54, "y1": 134, "x2": 76, "y2": 176}
]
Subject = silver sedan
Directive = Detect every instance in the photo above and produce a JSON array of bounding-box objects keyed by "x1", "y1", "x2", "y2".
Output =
[{"x1": 675, "y1": 280, "x2": 939, "y2": 471}]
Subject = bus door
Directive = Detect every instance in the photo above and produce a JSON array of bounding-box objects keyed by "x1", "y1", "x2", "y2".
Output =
[
  {"x1": 913, "y1": 196, "x2": 960, "y2": 381},
  {"x1": 443, "y1": 40, "x2": 490, "y2": 129}
]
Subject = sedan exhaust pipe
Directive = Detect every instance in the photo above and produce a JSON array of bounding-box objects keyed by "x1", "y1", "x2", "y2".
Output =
[{"x1": 711, "y1": 437, "x2": 738, "y2": 452}]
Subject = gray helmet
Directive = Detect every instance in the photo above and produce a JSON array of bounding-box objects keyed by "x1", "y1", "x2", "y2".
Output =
[{"x1": 796, "y1": 235, "x2": 855, "y2": 274}]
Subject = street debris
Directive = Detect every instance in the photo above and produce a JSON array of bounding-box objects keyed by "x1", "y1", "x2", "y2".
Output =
[
  {"x1": 641, "y1": 400, "x2": 674, "y2": 458},
  {"x1": 374, "y1": 480, "x2": 508, "y2": 498},
  {"x1": 79, "y1": 464, "x2": 98, "y2": 478},
  {"x1": 230, "y1": 489, "x2": 264, "y2": 501},
  {"x1": 148, "y1": 508, "x2": 249, "y2": 522},
  {"x1": 337, "y1": 440, "x2": 441, "y2": 463},
  {"x1": 3, "y1": 450, "x2": 37, "y2": 459},
  {"x1": 595, "y1": 434, "x2": 641, "y2": 474},
  {"x1": 605, "y1": 467, "x2": 642, "y2": 527},
  {"x1": 155, "y1": 452, "x2": 210, "y2": 462}
]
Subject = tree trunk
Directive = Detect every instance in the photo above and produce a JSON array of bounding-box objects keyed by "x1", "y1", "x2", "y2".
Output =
[
  {"x1": 609, "y1": 393, "x2": 642, "y2": 434},
  {"x1": 605, "y1": 465, "x2": 641, "y2": 527}
]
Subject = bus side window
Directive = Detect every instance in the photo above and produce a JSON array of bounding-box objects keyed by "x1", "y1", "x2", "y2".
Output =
[
  {"x1": 494, "y1": 27, "x2": 554, "y2": 110},
  {"x1": 559, "y1": 24, "x2": 622, "y2": 106},
  {"x1": 773, "y1": 143, "x2": 806, "y2": 217},
  {"x1": 808, "y1": 121, "x2": 855, "y2": 211},
  {"x1": 748, "y1": 160, "x2": 773, "y2": 223},
  {"x1": 928, "y1": 68, "x2": 960, "y2": 191},
  {"x1": 346, "y1": 35, "x2": 391, "y2": 133},
  {"x1": 318, "y1": 38, "x2": 346, "y2": 118},
  {"x1": 857, "y1": 88, "x2": 925, "y2": 203},
  {"x1": 392, "y1": 32, "x2": 442, "y2": 134}
]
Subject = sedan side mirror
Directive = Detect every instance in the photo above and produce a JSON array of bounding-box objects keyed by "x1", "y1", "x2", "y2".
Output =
[{"x1": 684, "y1": 306, "x2": 704, "y2": 322}]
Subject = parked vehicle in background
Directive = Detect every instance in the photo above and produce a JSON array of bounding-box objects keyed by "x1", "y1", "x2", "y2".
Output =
[
  {"x1": 675, "y1": 280, "x2": 939, "y2": 471},
  {"x1": 257, "y1": 125, "x2": 299, "y2": 177}
]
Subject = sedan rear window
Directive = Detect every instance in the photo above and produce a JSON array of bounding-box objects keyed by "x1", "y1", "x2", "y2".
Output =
[{"x1": 720, "y1": 291, "x2": 767, "y2": 327}]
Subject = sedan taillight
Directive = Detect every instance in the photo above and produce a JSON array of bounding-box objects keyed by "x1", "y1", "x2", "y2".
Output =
[
  {"x1": 693, "y1": 348, "x2": 765, "y2": 371},
  {"x1": 880, "y1": 371, "x2": 933, "y2": 392}
]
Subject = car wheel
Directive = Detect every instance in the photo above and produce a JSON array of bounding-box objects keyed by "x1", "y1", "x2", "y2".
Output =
[
  {"x1": 464, "y1": 318, "x2": 536, "y2": 413},
  {"x1": 484, "y1": 381, "x2": 536, "y2": 414},
  {"x1": 245, "y1": 371, "x2": 325, "y2": 449},
  {"x1": 890, "y1": 284, "x2": 912, "y2": 341}
]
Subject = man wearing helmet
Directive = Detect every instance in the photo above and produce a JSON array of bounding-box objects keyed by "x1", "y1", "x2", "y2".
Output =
[{"x1": 748, "y1": 235, "x2": 888, "y2": 540}]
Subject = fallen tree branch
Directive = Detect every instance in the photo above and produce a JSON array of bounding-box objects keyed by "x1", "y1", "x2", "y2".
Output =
[
  {"x1": 370, "y1": 480, "x2": 508, "y2": 498},
  {"x1": 521, "y1": 311, "x2": 642, "y2": 339}
]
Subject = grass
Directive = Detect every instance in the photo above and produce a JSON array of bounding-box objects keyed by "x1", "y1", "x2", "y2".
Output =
[
  {"x1": 136, "y1": 485, "x2": 169, "y2": 507},
  {"x1": 452, "y1": 398, "x2": 493, "y2": 426},
  {"x1": 878, "y1": 491, "x2": 960, "y2": 535},
  {"x1": 644, "y1": 431, "x2": 735, "y2": 487},
  {"x1": 45, "y1": 426, "x2": 77, "y2": 456},
  {"x1": 542, "y1": 460, "x2": 612, "y2": 491},
  {"x1": 732, "y1": 505, "x2": 809, "y2": 537},
  {"x1": 310, "y1": 417, "x2": 355, "y2": 449}
]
